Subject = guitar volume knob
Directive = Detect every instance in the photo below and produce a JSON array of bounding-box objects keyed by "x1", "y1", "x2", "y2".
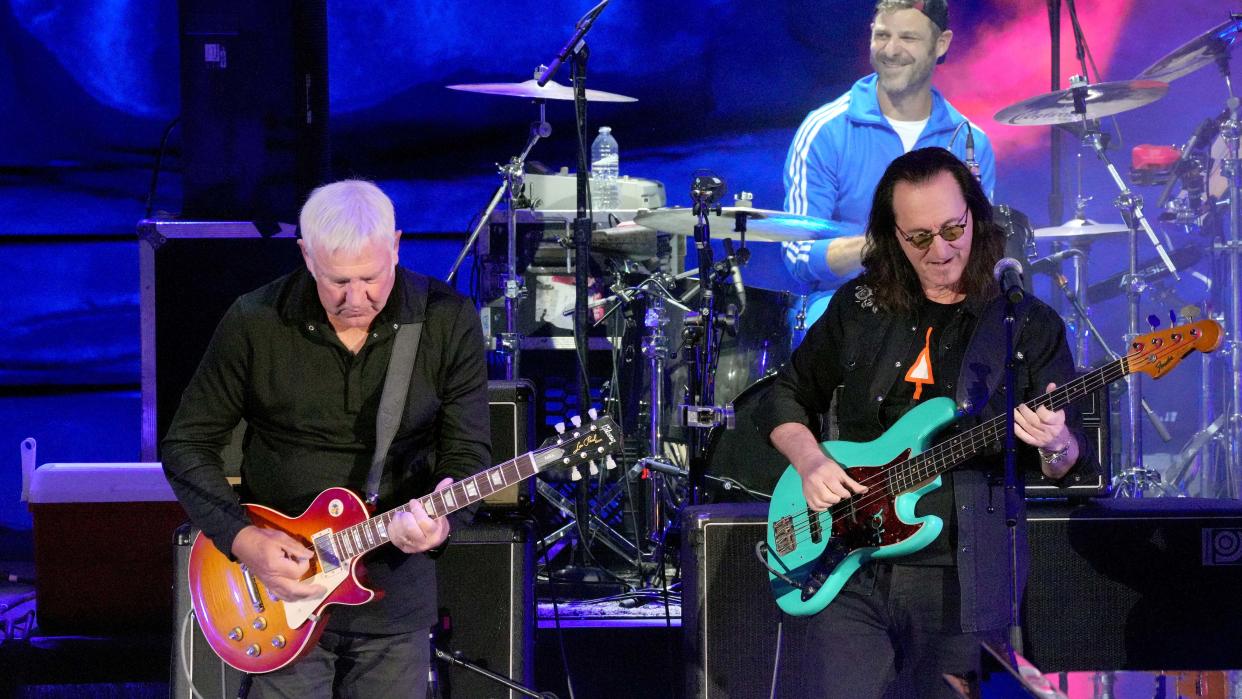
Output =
[
  {"x1": 228, "y1": 627, "x2": 244, "y2": 642},
  {"x1": 245, "y1": 644, "x2": 261, "y2": 657},
  {"x1": 252, "y1": 617, "x2": 267, "y2": 630},
  {"x1": 272, "y1": 635, "x2": 287, "y2": 649}
]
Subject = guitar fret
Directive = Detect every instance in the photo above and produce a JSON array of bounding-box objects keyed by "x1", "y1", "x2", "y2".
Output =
[{"x1": 376, "y1": 515, "x2": 389, "y2": 542}]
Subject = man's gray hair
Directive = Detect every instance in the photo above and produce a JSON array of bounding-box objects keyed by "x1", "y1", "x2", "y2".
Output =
[{"x1": 299, "y1": 179, "x2": 396, "y2": 257}]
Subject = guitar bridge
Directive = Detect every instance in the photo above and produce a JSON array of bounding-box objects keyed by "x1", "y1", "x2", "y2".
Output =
[{"x1": 773, "y1": 516, "x2": 797, "y2": 555}]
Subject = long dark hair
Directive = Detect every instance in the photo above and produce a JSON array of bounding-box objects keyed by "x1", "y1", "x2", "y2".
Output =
[{"x1": 859, "y1": 147, "x2": 1004, "y2": 314}]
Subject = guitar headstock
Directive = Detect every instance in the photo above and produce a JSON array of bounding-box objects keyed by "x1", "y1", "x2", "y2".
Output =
[
  {"x1": 537, "y1": 409, "x2": 623, "y2": 480},
  {"x1": 1129, "y1": 319, "x2": 1223, "y2": 379}
]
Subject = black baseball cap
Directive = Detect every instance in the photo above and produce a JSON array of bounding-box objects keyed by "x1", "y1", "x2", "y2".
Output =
[{"x1": 912, "y1": 0, "x2": 949, "y2": 32}]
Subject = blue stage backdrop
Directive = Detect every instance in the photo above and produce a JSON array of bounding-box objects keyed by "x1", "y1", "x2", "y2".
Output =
[{"x1": 0, "y1": 0, "x2": 1234, "y2": 528}]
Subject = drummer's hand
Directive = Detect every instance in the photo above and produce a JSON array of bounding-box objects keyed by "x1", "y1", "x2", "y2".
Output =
[{"x1": 795, "y1": 455, "x2": 868, "y2": 511}]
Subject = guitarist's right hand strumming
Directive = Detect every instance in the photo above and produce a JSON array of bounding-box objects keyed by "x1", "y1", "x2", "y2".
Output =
[
  {"x1": 231, "y1": 525, "x2": 326, "y2": 602},
  {"x1": 771, "y1": 422, "x2": 868, "y2": 511}
]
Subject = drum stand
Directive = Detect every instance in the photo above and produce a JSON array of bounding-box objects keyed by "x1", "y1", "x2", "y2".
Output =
[
  {"x1": 1068, "y1": 76, "x2": 1183, "y2": 496},
  {"x1": 445, "y1": 91, "x2": 551, "y2": 380}
]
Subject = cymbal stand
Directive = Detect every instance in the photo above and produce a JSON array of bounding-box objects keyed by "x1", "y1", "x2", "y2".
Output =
[
  {"x1": 1069, "y1": 76, "x2": 1181, "y2": 496},
  {"x1": 445, "y1": 93, "x2": 551, "y2": 380},
  {"x1": 1214, "y1": 53, "x2": 1242, "y2": 498}
]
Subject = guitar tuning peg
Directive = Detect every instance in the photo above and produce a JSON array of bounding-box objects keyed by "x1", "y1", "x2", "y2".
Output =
[
  {"x1": 554, "y1": 421, "x2": 566, "y2": 434},
  {"x1": 588, "y1": 461, "x2": 599, "y2": 476},
  {"x1": 588, "y1": 407, "x2": 599, "y2": 420},
  {"x1": 1170, "y1": 309, "x2": 1177, "y2": 327},
  {"x1": 1147, "y1": 314, "x2": 1160, "y2": 330},
  {"x1": 605, "y1": 455, "x2": 617, "y2": 470},
  {"x1": 570, "y1": 466, "x2": 582, "y2": 481},
  {"x1": 570, "y1": 415, "x2": 582, "y2": 428}
]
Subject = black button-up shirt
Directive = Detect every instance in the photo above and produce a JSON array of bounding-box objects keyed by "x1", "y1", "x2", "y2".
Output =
[
  {"x1": 758, "y1": 276, "x2": 1095, "y2": 631},
  {"x1": 162, "y1": 265, "x2": 490, "y2": 632}
]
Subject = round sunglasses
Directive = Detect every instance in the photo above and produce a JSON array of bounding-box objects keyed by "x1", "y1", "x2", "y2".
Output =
[{"x1": 895, "y1": 206, "x2": 970, "y2": 250}]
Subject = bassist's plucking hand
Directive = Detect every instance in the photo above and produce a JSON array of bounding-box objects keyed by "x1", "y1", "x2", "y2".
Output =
[
  {"x1": 771, "y1": 422, "x2": 869, "y2": 511},
  {"x1": 230, "y1": 525, "x2": 327, "y2": 603}
]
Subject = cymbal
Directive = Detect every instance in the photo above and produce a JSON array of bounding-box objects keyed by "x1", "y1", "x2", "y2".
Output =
[
  {"x1": 632, "y1": 207, "x2": 831, "y2": 242},
  {"x1": 1138, "y1": 17, "x2": 1242, "y2": 83},
  {"x1": 446, "y1": 78, "x2": 637, "y2": 103},
  {"x1": 1032, "y1": 219, "x2": 1129, "y2": 240},
  {"x1": 993, "y1": 80, "x2": 1168, "y2": 126}
]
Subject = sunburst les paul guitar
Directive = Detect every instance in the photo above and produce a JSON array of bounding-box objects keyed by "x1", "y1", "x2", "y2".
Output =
[
  {"x1": 764, "y1": 320, "x2": 1221, "y2": 617},
  {"x1": 188, "y1": 412, "x2": 621, "y2": 674}
]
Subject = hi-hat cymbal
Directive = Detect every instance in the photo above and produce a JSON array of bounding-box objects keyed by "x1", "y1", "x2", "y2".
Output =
[
  {"x1": 1032, "y1": 219, "x2": 1129, "y2": 240},
  {"x1": 1138, "y1": 17, "x2": 1242, "y2": 83},
  {"x1": 994, "y1": 80, "x2": 1168, "y2": 126},
  {"x1": 446, "y1": 78, "x2": 637, "y2": 103},
  {"x1": 632, "y1": 207, "x2": 832, "y2": 242}
]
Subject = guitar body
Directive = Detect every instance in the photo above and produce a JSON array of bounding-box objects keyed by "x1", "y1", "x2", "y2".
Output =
[
  {"x1": 188, "y1": 487, "x2": 375, "y2": 674},
  {"x1": 766, "y1": 397, "x2": 957, "y2": 616}
]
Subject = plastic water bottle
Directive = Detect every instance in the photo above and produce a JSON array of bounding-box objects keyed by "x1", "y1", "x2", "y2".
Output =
[{"x1": 591, "y1": 126, "x2": 620, "y2": 212}]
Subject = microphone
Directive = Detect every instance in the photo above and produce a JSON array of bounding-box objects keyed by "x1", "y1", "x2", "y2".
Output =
[
  {"x1": 722, "y1": 238, "x2": 747, "y2": 313},
  {"x1": 1027, "y1": 248, "x2": 1082, "y2": 276},
  {"x1": 965, "y1": 125, "x2": 979, "y2": 181},
  {"x1": 536, "y1": 0, "x2": 610, "y2": 86},
  {"x1": 993, "y1": 257, "x2": 1025, "y2": 304}
]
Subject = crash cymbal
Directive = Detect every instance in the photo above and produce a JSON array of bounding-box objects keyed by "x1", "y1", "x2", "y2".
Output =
[
  {"x1": 632, "y1": 207, "x2": 831, "y2": 242},
  {"x1": 446, "y1": 78, "x2": 637, "y2": 103},
  {"x1": 1032, "y1": 219, "x2": 1130, "y2": 240},
  {"x1": 1138, "y1": 17, "x2": 1242, "y2": 83},
  {"x1": 994, "y1": 80, "x2": 1168, "y2": 126}
]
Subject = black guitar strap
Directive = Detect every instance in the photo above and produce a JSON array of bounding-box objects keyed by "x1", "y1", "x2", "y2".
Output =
[{"x1": 366, "y1": 320, "x2": 424, "y2": 506}]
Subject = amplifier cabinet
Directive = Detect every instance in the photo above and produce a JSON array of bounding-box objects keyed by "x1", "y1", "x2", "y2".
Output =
[
  {"x1": 171, "y1": 520, "x2": 535, "y2": 698},
  {"x1": 434, "y1": 520, "x2": 535, "y2": 699},
  {"x1": 486, "y1": 380, "x2": 535, "y2": 508},
  {"x1": 681, "y1": 503, "x2": 781, "y2": 699},
  {"x1": 1023, "y1": 498, "x2": 1242, "y2": 671}
]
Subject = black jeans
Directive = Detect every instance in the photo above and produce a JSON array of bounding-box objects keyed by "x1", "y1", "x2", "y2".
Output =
[
  {"x1": 774, "y1": 563, "x2": 1003, "y2": 699},
  {"x1": 248, "y1": 629, "x2": 429, "y2": 699}
]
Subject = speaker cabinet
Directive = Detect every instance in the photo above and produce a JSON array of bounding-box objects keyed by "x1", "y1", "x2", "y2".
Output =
[
  {"x1": 170, "y1": 523, "x2": 243, "y2": 699},
  {"x1": 1023, "y1": 498, "x2": 1242, "y2": 671},
  {"x1": 139, "y1": 221, "x2": 303, "y2": 462},
  {"x1": 179, "y1": 0, "x2": 329, "y2": 223},
  {"x1": 486, "y1": 380, "x2": 535, "y2": 508},
  {"x1": 681, "y1": 503, "x2": 780, "y2": 699},
  {"x1": 171, "y1": 520, "x2": 535, "y2": 698},
  {"x1": 434, "y1": 521, "x2": 535, "y2": 699}
]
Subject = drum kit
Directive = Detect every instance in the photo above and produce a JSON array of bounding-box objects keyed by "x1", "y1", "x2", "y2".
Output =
[
  {"x1": 441, "y1": 12, "x2": 1242, "y2": 583},
  {"x1": 992, "y1": 14, "x2": 1242, "y2": 499}
]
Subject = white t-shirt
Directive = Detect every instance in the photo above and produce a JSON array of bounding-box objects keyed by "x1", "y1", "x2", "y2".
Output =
[{"x1": 885, "y1": 116, "x2": 929, "y2": 152}]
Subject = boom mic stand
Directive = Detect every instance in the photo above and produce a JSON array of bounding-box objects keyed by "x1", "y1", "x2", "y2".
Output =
[{"x1": 539, "y1": 0, "x2": 616, "y2": 590}]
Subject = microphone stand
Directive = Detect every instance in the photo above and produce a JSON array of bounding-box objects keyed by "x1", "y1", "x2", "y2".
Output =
[
  {"x1": 543, "y1": 2, "x2": 613, "y2": 589},
  {"x1": 1001, "y1": 291, "x2": 1024, "y2": 661}
]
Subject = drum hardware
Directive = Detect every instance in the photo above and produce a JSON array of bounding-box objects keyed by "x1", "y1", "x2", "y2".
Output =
[
  {"x1": 631, "y1": 205, "x2": 834, "y2": 242},
  {"x1": 999, "y1": 73, "x2": 1186, "y2": 493},
  {"x1": 1141, "y1": 13, "x2": 1242, "y2": 499},
  {"x1": 443, "y1": 72, "x2": 560, "y2": 381}
]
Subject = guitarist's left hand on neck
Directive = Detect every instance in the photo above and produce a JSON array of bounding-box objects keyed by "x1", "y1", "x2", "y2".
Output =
[
  {"x1": 1013, "y1": 382, "x2": 1080, "y2": 480},
  {"x1": 389, "y1": 477, "x2": 453, "y2": 554}
]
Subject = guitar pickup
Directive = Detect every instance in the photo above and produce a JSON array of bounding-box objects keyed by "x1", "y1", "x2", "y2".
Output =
[{"x1": 807, "y1": 508, "x2": 823, "y2": 544}]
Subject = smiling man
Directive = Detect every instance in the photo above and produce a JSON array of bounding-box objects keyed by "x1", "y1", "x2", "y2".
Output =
[{"x1": 782, "y1": 0, "x2": 996, "y2": 317}]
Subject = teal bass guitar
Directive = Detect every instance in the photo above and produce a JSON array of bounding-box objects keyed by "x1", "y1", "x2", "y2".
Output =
[{"x1": 764, "y1": 319, "x2": 1220, "y2": 616}]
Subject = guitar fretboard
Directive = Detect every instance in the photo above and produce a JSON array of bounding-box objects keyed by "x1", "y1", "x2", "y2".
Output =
[
  {"x1": 328, "y1": 451, "x2": 542, "y2": 561},
  {"x1": 885, "y1": 352, "x2": 1130, "y2": 494}
]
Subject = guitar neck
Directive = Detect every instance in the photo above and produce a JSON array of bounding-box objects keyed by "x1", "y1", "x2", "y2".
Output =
[
  {"x1": 892, "y1": 354, "x2": 1130, "y2": 489},
  {"x1": 330, "y1": 449, "x2": 552, "y2": 559}
]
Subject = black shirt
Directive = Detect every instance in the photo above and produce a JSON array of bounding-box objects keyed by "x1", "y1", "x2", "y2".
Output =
[
  {"x1": 162, "y1": 265, "x2": 490, "y2": 633},
  {"x1": 757, "y1": 276, "x2": 1095, "y2": 631}
]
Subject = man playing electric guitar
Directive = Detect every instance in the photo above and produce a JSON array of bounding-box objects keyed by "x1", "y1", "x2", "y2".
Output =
[
  {"x1": 162, "y1": 179, "x2": 490, "y2": 698},
  {"x1": 758, "y1": 148, "x2": 1095, "y2": 698}
]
